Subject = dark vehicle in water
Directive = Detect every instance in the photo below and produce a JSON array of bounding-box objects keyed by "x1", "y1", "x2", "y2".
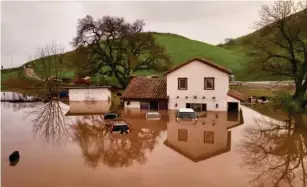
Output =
[
  {"x1": 104, "y1": 112, "x2": 120, "y2": 120},
  {"x1": 109, "y1": 120, "x2": 130, "y2": 134}
]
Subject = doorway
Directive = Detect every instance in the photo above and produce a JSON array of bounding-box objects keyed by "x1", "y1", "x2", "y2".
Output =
[
  {"x1": 228, "y1": 102, "x2": 239, "y2": 112},
  {"x1": 150, "y1": 101, "x2": 159, "y2": 110}
]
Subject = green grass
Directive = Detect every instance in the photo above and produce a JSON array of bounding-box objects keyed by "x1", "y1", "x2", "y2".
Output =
[
  {"x1": 24, "y1": 33, "x2": 249, "y2": 85},
  {"x1": 1, "y1": 67, "x2": 23, "y2": 82},
  {"x1": 230, "y1": 85, "x2": 295, "y2": 121},
  {"x1": 154, "y1": 33, "x2": 246, "y2": 77},
  {"x1": 220, "y1": 10, "x2": 307, "y2": 81},
  {"x1": 1, "y1": 67, "x2": 42, "y2": 91},
  {"x1": 4, "y1": 31, "x2": 292, "y2": 87}
]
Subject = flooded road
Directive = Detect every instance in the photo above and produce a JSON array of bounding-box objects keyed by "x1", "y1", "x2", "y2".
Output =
[{"x1": 1, "y1": 100, "x2": 306, "y2": 187}]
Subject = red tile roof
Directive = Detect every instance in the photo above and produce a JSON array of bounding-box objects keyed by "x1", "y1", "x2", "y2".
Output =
[
  {"x1": 121, "y1": 77, "x2": 168, "y2": 100},
  {"x1": 164, "y1": 57, "x2": 232, "y2": 75},
  {"x1": 227, "y1": 90, "x2": 244, "y2": 102}
]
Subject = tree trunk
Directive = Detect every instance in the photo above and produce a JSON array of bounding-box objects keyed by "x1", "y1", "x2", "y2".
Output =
[
  {"x1": 114, "y1": 71, "x2": 128, "y2": 88},
  {"x1": 293, "y1": 84, "x2": 306, "y2": 109}
]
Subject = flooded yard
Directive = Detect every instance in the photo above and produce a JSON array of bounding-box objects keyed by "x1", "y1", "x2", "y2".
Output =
[{"x1": 1, "y1": 100, "x2": 306, "y2": 187}]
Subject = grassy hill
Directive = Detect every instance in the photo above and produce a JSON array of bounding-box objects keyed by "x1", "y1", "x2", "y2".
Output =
[
  {"x1": 1, "y1": 32, "x2": 254, "y2": 88},
  {"x1": 220, "y1": 9, "x2": 307, "y2": 81}
]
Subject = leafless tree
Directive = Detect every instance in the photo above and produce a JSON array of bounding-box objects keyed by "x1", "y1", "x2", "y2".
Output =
[
  {"x1": 238, "y1": 116, "x2": 307, "y2": 187},
  {"x1": 71, "y1": 15, "x2": 171, "y2": 88},
  {"x1": 27, "y1": 101, "x2": 71, "y2": 146},
  {"x1": 35, "y1": 41, "x2": 66, "y2": 98},
  {"x1": 249, "y1": 0, "x2": 307, "y2": 108}
]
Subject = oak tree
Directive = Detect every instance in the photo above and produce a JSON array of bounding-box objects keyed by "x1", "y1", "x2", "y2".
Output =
[{"x1": 72, "y1": 15, "x2": 171, "y2": 88}]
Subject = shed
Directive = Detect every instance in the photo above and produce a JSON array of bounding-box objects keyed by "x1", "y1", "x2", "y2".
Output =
[{"x1": 63, "y1": 86, "x2": 112, "y2": 102}]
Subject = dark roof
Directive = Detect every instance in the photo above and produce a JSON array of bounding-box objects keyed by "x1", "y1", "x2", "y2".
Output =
[
  {"x1": 121, "y1": 77, "x2": 168, "y2": 100},
  {"x1": 164, "y1": 57, "x2": 232, "y2": 75},
  {"x1": 227, "y1": 90, "x2": 244, "y2": 102}
]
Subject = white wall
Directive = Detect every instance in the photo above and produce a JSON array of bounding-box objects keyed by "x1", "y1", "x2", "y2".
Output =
[
  {"x1": 69, "y1": 88, "x2": 111, "y2": 102},
  {"x1": 69, "y1": 101, "x2": 111, "y2": 114},
  {"x1": 124, "y1": 101, "x2": 140, "y2": 109},
  {"x1": 166, "y1": 60, "x2": 230, "y2": 111}
]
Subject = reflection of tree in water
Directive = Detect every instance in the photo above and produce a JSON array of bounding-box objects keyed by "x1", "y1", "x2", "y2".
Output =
[
  {"x1": 72, "y1": 117, "x2": 162, "y2": 168},
  {"x1": 239, "y1": 116, "x2": 307, "y2": 187},
  {"x1": 28, "y1": 101, "x2": 71, "y2": 146}
]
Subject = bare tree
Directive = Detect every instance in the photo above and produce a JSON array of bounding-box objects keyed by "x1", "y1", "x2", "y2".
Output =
[
  {"x1": 249, "y1": 1, "x2": 307, "y2": 108},
  {"x1": 28, "y1": 101, "x2": 71, "y2": 146},
  {"x1": 71, "y1": 15, "x2": 171, "y2": 88},
  {"x1": 35, "y1": 41, "x2": 66, "y2": 98},
  {"x1": 238, "y1": 116, "x2": 307, "y2": 187}
]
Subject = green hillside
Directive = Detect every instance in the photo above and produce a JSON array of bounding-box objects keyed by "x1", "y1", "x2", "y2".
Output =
[
  {"x1": 1, "y1": 32, "x2": 252, "y2": 88},
  {"x1": 34, "y1": 33, "x2": 246, "y2": 79},
  {"x1": 220, "y1": 10, "x2": 306, "y2": 81},
  {"x1": 153, "y1": 33, "x2": 247, "y2": 79}
]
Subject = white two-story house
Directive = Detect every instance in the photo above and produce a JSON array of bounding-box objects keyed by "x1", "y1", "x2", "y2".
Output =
[{"x1": 121, "y1": 57, "x2": 244, "y2": 112}]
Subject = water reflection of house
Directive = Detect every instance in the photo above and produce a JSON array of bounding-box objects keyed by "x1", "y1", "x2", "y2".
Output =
[
  {"x1": 164, "y1": 111, "x2": 243, "y2": 162},
  {"x1": 65, "y1": 101, "x2": 111, "y2": 116}
]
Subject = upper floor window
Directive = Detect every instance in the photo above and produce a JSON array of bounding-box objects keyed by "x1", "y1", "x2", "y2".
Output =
[
  {"x1": 178, "y1": 78, "x2": 187, "y2": 90},
  {"x1": 204, "y1": 77, "x2": 215, "y2": 90}
]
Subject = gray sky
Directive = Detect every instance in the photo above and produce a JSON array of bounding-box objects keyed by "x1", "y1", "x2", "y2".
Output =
[{"x1": 1, "y1": 1, "x2": 270, "y2": 68}]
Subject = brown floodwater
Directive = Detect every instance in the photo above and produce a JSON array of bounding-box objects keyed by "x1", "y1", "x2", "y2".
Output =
[{"x1": 1, "y1": 100, "x2": 306, "y2": 187}]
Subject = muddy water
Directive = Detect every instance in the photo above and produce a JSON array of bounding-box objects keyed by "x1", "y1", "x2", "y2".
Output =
[{"x1": 1, "y1": 101, "x2": 306, "y2": 187}]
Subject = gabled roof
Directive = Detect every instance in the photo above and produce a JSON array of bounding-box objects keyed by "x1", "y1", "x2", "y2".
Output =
[
  {"x1": 121, "y1": 76, "x2": 168, "y2": 100},
  {"x1": 164, "y1": 57, "x2": 232, "y2": 75},
  {"x1": 227, "y1": 89, "x2": 245, "y2": 102}
]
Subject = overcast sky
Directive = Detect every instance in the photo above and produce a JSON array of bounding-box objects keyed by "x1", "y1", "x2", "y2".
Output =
[{"x1": 1, "y1": 1, "x2": 271, "y2": 68}]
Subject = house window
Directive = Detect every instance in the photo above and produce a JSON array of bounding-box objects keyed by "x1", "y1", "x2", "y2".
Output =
[
  {"x1": 204, "y1": 77, "x2": 215, "y2": 90},
  {"x1": 204, "y1": 131, "x2": 214, "y2": 144},
  {"x1": 178, "y1": 129, "x2": 188, "y2": 141},
  {"x1": 178, "y1": 78, "x2": 188, "y2": 90},
  {"x1": 186, "y1": 103, "x2": 207, "y2": 112}
]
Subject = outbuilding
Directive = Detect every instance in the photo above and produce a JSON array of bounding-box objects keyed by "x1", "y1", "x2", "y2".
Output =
[{"x1": 63, "y1": 86, "x2": 112, "y2": 102}]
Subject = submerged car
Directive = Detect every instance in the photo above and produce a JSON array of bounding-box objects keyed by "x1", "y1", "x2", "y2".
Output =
[
  {"x1": 146, "y1": 111, "x2": 161, "y2": 120},
  {"x1": 109, "y1": 120, "x2": 130, "y2": 134},
  {"x1": 104, "y1": 112, "x2": 119, "y2": 120},
  {"x1": 176, "y1": 108, "x2": 198, "y2": 123}
]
